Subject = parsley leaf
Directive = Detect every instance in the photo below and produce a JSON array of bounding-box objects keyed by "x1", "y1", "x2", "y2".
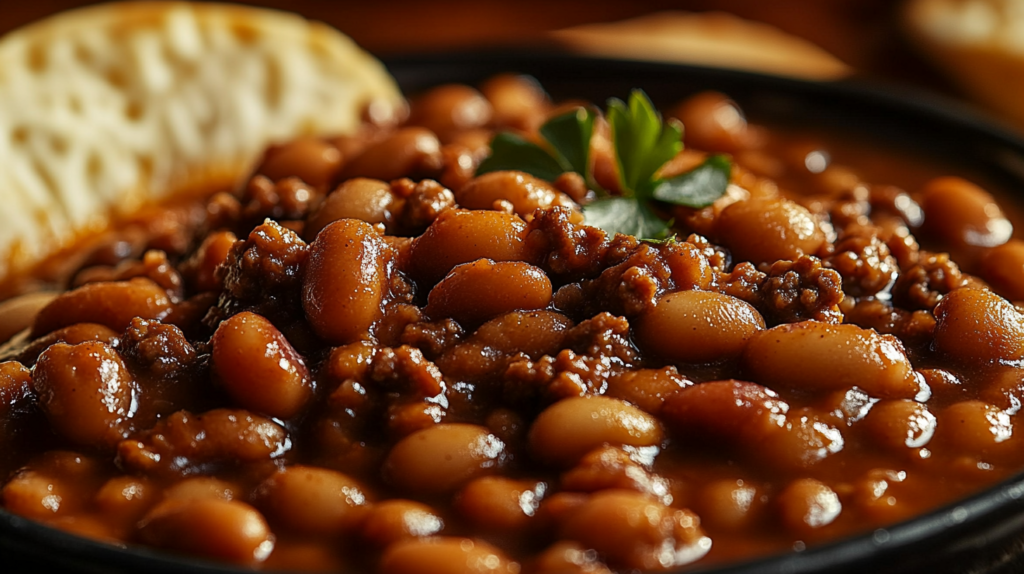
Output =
[
  {"x1": 582, "y1": 196, "x2": 670, "y2": 240},
  {"x1": 539, "y1": 107, "x2": 595, "y2": 177},
  {"x1": 476, "y1": 132, "x2": 565, "y2": 181},
  {"x1": 607, "y1": 90, "x2": 683, "y2": 198},
  {"x1": 652, "y1": 154, "x2": 732, "y2": 208}
]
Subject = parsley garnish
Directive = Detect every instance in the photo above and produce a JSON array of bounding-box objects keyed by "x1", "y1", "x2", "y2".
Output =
[{"x1": 477, "y1": 90, "x2": 732, "y2": 240}]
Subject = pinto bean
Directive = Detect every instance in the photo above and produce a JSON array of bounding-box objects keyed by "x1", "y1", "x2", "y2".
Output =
[
  {"x1": 302, "y1": 219, "x2": 388, "y2": 345},
  {"x1": 306, "y1": 178, "x2": 394, "y2": 239},
  {"x1": 532, "y1": 542, "x2": 614, "y2": 574},
  {"x1": 716, "y1": 198, "x2": 825, "y2": 265},
  {"x1": 31, "y1": 278, "x2": 173, "y2": 337},
  {"x1": 742, "y1": 322, "x2": 920, "y2": 399},
  {"x1": 455, "y1": 477, "x2": 546, "y2": 532},
  {"x1": 662, "y1": 380, "x2": 843, "y2": 470},
  {"x1": 933, "y1": 287, "x2": 1024, "y2": 364},
  {"x1": 342, "y1": 127, "x2": 443, "y2": 181},
  {"x1": 480, "y1": 73, "x2": 549, "y2": 131},
  {"x1": 361, "y1": 500, "x2": 445, "y2": 548},
  {"x1": 139, "y1": 498, "x2": 273, "y2": 565},
  {"x1": 920, "y1": 176, "x2": 1012, "y2": 250},
  {"x1": 379, "y1": 537, "x2": 518, "y2": 574},
  {"x1": 33, "y1": 341, "x2": 137, "y2": 449},
  {"x1": 672, "y1": 91, "x2": 762, "y2": 153},
  {"x1": 697, "y1": 478, "x2": 763, "y2": 531},
  {"x1": 383, "y1": 424, "x2": 507, "y2": 494},
  {"x1": 606, "y1": 368, "x2": 692, "y2": 414},
  {"x1": 776, "y1": 478, "x2": 842, "y2": 535},
  {"x1": 93, "y1": 476, "x2": 157, "y2": 523},
  {"x1": 255, "y1": 466, "x2": 368, "y2": 535},
  {"x1": 862, "y1": 399, "x2": 936, "y2": 451},
  {"x1": 409, "y1": 84, "x2": 493, "y2": 143},
  {"x1": 181, "y1": 231, "x2": 237, "y2": 293},
  {"x1": 457, "y1": 171, "x2": 581, "y2": 222},
  {"x1": 935, "y1": 400, "x2": 1019, "y2": 462},
  {"x1": 528, "y1": 396, "x2": 663, "y2": 467},
  {"x1": 258, "y1": 137, "x2": 342, "y2": 190},
  {"x1": 212, "y1": 312, "x2": 312, "y2": 419},
  {"x1": 408, "y1": 209, "x2": 532, "y2": 284},
  {"x1": 469, "y1": 310, "x2": 572, "y2": 358},
  {"x1": 636, "y1": 290, "x2": 764, "y2": 363},
  {"x1": 425, "y1": 260, "x2": 552, "y2": 327},
  {"x1": 560, "y1": 490, "x2": 711, "y2": 570},
  {"x1": 981, "y1": 240, "x2": 1024, "y2": 301}
]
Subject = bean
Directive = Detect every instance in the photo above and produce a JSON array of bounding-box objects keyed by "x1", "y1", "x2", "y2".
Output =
[
  {"x1": 258, "y1": 137, "x2": 342, "y2": 190},
  {"x1": 383, "y1": 423, "x2": 507, "y2": 494},
  {"x1": 480, "y1": 73, "x2": 549, "y2": 131},
  {"x1": 470, "y1": 310, "x2": 572, "y2": 358},
  {"x1": 528, "y1": 396, "x2": 663, "y2": 467},
  {"x1": 163, "y1": 477, "x2": 240, "y2": 501},
  {"x1": 606, "y1": 368, "x2": 692, "y2": 414},
  {"x1": 409, "y1": 84, "x2": 493, "y2": 142},
  {"x1": 981, "y1": 240, "x2": 1024, "y2": 301},
  {"x1": 672, "y1": 91, "x2": 762, "y2": 153},
  {"x1": 0, "y1": 291, "x2": 57, "y2": 343},
  {"x1": 408, "y1": 209, "x2": 532, "y2": 284},
  {"x1": 93, "y1": 476, "x2": 156, "y2": 523},
  {"x1": 379, "y1": 537, "x2": 518, "y2": 574},
  {"x1": 560, "y1": 446, "x2": 667, "y2": 499},
  {"x1": 361, "y1": 500, "x2": 445, "y2": 548},
  {"x1": 2, "y1": 470, "x2": 73, "y2": 520},
  {"x1": 306, "y1": 178, "x2": 394, "y2": 240},
  {"x1": 934, "y1": 287, "x2": 1024, "y2": 363},
  {"x1": 139, "y1": 498, "x2": 273, "y2": 565},
  {"x1": 697, "y1": 479, "x2": 763, "y2": 531},
  {"x1": 533, "y1": 541, "x2": 613, "y2": 574},
  {"x1": 33, "y1": 341, "x2": 137, "y2": 448},
  {"x1": 31, "y1": 278, "x2": 173, "y2": 337},
  {"x1": 935, "y1": 400, "x2": 1018, "y2": 461},
  {"x1": 178, "y1": 231, "x2": 234, "y2": 294},
  {"x1": 920, "y1": 176, "x2": 1012, "y2": 250},
  {"x1": 342, "y1": 127, "x2": 443, "y2": 180},
  {"x1": 456, "y1": 477, "x2": 546, "y2": 532},
  {"x1": 560, "y1": 490, "x2": 710, "y2": 570},
  {"x1": 302, "y1": 219, "x2": 388, "y2": 345},
  {"x1": 424, "y1": 260, "x2": 552, "y2": 327},
  {"x1": 716, "y1": 198, "x2": 825, "y2": 265},
  {"x1": 256, "y1": 465, "x2": 368, "y2": 535},
  {"x1": 0, "y1": 361, "x2": 32, "y2": 415},
  {"x1": 456, "y1": 171, "x2": 581, "y2": 222},
  {"x1": 862, "y1": 399, "x2": 936, "y2": 451},
  {"x1": 212, "y1": 311, "x2": 312, "y2": 419},
  {"x1": 742, "y1": 322, "x2": 920, "y2": 399},
  {"x1": 636, "y1": 290, "x2": 764, "y2": 363},
  {"x1": 776, "y1": 478, "x2": 842, "y2": 535}
]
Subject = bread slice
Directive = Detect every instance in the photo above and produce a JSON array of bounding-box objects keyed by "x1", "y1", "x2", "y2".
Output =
[
  {"x1": 906, "y1": 0, "x2": 1024, "y2": 128},
  {"x1": 550, "y1": 11, "x2": 851, "y2": 81},
  {"x1": 0, "y1": 2, "x2": 403, "y2": 279}
]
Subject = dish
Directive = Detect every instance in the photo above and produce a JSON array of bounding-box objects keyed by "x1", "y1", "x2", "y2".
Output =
[{"x1": 5, "y1": 53, "x2": 1024, "y2": 573}]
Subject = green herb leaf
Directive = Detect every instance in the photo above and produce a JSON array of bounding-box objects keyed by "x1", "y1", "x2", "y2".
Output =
[
  {"x1": 539, "y1": 107, "x2": 594, "y2": 177},
  {"x1": 607, "y1": 90, "x2": 683, "y2": 197},
  {"x1": 477, "y1": 132, "x2": 566, "y2": 181},
  {"x1": 652, "y1": 154, "x2": 732, "y2": 208},
  {"x1": 582, "y1": 196, "x2": 670, "y2": 239}
]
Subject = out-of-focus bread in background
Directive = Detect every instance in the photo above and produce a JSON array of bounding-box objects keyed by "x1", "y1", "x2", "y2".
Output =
[
  {"x1": 0, "y1": 1, "x2": 403, "y2": 280},
  {"x1": 907, "y1": 0, "x2": 1024, "y2": 128},
  {"x1": 550, "y1": 11, "x2": 851, "y2": 80}
]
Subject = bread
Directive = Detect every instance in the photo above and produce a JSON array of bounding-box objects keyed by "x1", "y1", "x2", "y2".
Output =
[
  {"x1": 550, "y1": 11, "x2": 851, "y2": 81},
  {"x1": 906, "y1": 0, "x2": 1024, "y2": 128},
  {"x1": 0, "y1": 2, "x2": 403, "y2": 279}
]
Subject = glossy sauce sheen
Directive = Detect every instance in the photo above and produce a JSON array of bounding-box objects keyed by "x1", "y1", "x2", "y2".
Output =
[{"x1": 1, "y1": 76, "x2": 1024, "y2": 573}]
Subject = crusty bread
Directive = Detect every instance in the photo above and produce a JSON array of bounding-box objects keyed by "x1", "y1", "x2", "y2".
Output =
[
  {"x1": 0, "y1": 2, "x2": 403, "y2": 279},
  {"x1": 906, "y1": 0, "x2": 1024, "y2": 128},
  {"x1": 550, "y1": 11, "x2": 851, "y2": 81}
]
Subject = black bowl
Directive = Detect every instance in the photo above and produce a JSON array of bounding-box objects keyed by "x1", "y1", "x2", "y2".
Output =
[{"x1": 6, "y1": 53, "x2": 1024, "y2": 574}]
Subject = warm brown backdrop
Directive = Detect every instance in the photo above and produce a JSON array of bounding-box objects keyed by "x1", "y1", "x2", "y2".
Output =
[{"x1": 1, "y1": 0, "x2": 938, "y2": 84}]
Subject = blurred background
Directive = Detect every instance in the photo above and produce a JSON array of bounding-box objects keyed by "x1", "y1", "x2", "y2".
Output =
[{"x1": 0, "y1": 0, "x2": 1001, "y2": 124}]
